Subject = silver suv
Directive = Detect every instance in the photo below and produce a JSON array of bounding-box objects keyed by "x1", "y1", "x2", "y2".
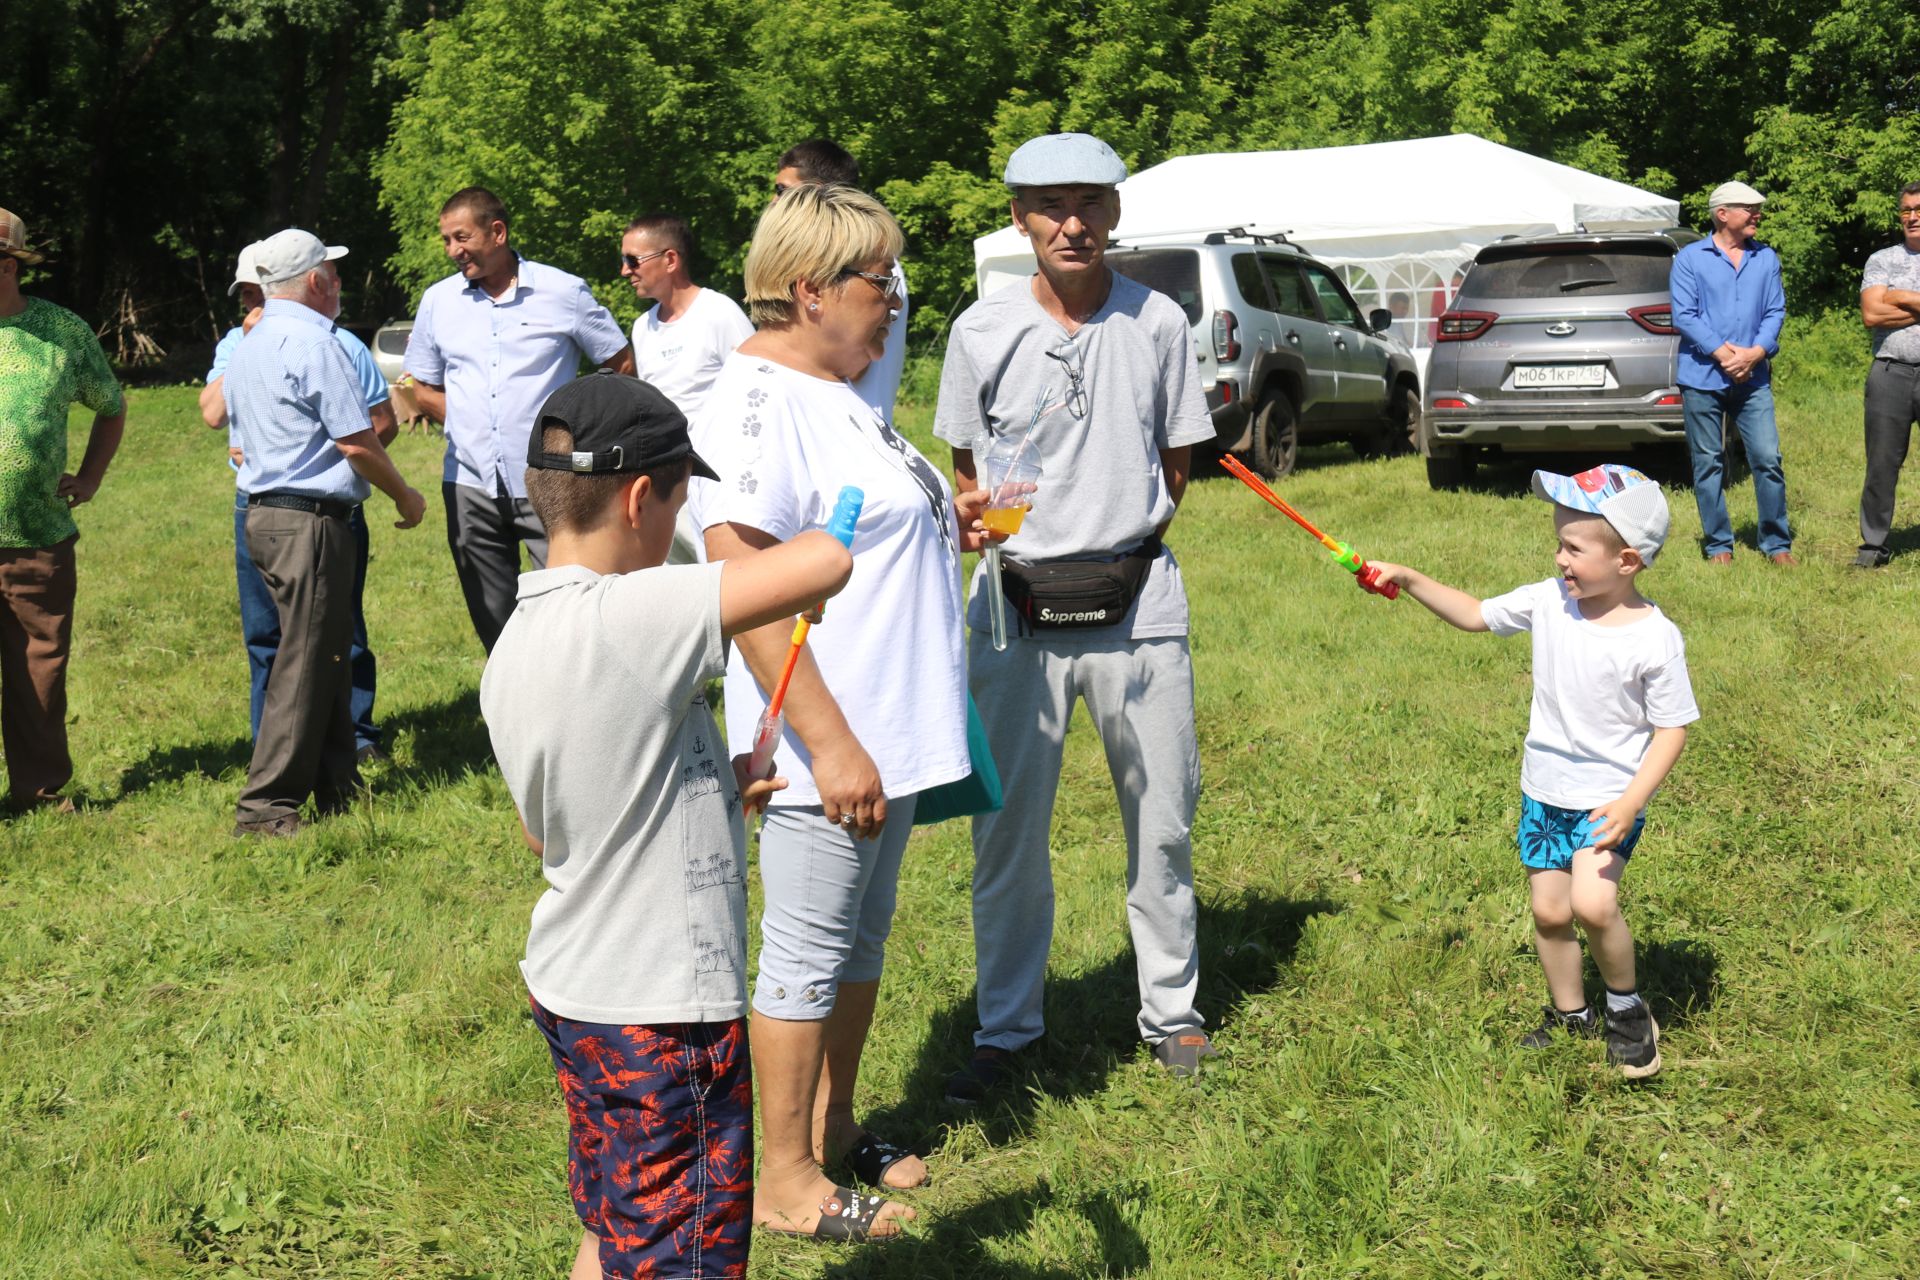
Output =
[
  {"x1": 1420, "y1": 230, "x2": 1701, "y2": 489},
  {"x1": 1106, "y1": 232, "x2": 1421, "y2": 479}
]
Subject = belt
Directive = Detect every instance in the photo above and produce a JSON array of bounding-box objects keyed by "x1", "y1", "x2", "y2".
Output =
[
  {"x1": 249, "y1": 491, "x2": 353, "y2": 519},
  {"x1": 1872, "y1": 356, "x2": 1920, "y2": 366}
]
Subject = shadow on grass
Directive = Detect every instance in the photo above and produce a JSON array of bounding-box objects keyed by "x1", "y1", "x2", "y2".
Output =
[
  {"x1": 816, "y1": 1183, "x2": 1150, "y2": 1279},
  {"x1": 1640, "y1": 936, "x2": 1718, "y2": 1030},
  {"x1": 873, "y1": 893, "x2": 1336, "y2": 1155},
  {"x1": 110, "y1": 687, "x2": 496, "y2": 806}
]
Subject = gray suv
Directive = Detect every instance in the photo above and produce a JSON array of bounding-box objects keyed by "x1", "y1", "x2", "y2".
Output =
[
  {"x1": 1106, "y1": 232, "x2": 1421, "y2": 479},
  {"x1": 1420, "y1": 230, "x2": 1701, "y2": 489}
]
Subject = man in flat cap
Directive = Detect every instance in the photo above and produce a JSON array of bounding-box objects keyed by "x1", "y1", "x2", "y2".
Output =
[
  {"x1": 0, "y1": 208, "x2": 125, "y2": 812},
  {"x1": 934, "y1": 133, "x2": 1217, "y2": 1100},
  {"x1": 1670, "y1": 180, "x2": 1795, "y2": 564},
  {"x1": 224, "y1": 229, "x2": 425, "y2": 837}
]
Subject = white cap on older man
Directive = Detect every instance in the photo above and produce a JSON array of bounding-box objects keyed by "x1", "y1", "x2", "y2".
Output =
[
  {"x1": 252, "y1": 228, "x2": 347, "y2": 286},
  {"x1": 1707, "y1": 180, "x2": 1766, "y2": 210},
  {"x1": 1004, "y1": 133, "x2": 1128, "y2": 190}
]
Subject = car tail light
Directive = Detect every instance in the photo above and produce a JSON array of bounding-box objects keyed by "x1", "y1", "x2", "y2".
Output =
[
  {"x1": 1212, "y1": 310, "x2": 1240, "y2": 361},
  {"x1": 1629, "y1": 304, "x2": 1676, "y2": 334},
  {"x1": 1432, "y1": 397, "x2": 1468, "y2": 409},
  {"x1": 1654, "y1": 393, "x2": 1681, "y2": 406},
  {"x1": 1436, "y1": 310, "x2": 1497, "y2": 341}
]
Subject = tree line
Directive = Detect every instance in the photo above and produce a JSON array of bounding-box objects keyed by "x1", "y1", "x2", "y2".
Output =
[{"x1": 3, "y1": 0, "x2": 1913, "y2": 373}]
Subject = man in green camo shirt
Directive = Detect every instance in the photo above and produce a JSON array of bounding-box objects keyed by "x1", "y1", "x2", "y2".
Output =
[{"x1": 0, "y1": 208, "x2": 125, "y2": 812}]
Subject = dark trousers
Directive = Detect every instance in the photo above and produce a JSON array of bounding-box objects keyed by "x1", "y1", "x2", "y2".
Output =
[
  {"x1": 0, "y1": 536, "x2": 77, "y2": 806},
  {"x1": 443, "y1": 481, "x2": 547, "y2": 653},
  {"x1": 1862, "y1": 358, "x2": 1920, "y2": 556},
  {"x1": 236, "y1": 506, "x2": 358, "y2": 826},
  {"x1": 235, "y1": 493, "x2": 380, "y2": 749}
]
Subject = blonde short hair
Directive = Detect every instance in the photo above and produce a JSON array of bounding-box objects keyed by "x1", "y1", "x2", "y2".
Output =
[{"x1": 744, "y1": 184, "x2": 904, "y2": 328}]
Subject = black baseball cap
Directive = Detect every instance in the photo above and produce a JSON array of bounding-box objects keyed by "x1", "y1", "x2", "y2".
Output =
[{"x1": 527, "y1": 371, "x2": 720, "y2": 480}]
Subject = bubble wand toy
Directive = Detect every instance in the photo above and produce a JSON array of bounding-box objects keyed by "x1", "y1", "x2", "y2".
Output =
[
  {"x1": 1217, "y1": 454, "x2": 1400, "y2": 599},
  {"x1": 744, "y1": 486, "x2": 864, "y2": 802}
]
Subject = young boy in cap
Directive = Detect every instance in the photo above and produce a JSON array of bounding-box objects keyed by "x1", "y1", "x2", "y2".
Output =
[
  {"x1": 1368, "y1": 464, "x2": 1699, "y2": 1078},
  {"x1": 479, "y1": 371, "x2": 853, "y2": 1279}
]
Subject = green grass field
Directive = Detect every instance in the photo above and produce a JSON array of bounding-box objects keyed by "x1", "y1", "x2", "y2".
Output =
[{"x1": 4, "y1": 313, "x2": 1918, "y2": 1278}]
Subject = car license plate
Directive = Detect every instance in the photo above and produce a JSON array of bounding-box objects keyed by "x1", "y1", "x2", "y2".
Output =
[{"x1": 1513, "y1": 364, "x2": 1606, "y2": 389}]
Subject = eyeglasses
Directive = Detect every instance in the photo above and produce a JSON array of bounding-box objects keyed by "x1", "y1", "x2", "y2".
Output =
[
  {"x1": 1898, "y1": 206, "x2": 1920, "y2": 220},
  {"x1": 1723, "y1": 204, "x2": 1763, "y2": 216},
  {"x1": 620, "y1": 248, "x2": 669, "y2": 271},
  {"x1": 773, "y1": 182, "x2": 793, "y2": 198},
  {"x1": 840, "y1": 268, "x2": 903, "y2": 306},
  {"x1": 1045, "y1": 337, "x2": 1088, "y2": 419}
]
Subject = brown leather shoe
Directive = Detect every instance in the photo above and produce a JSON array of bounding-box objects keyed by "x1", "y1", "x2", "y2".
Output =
[
  {"x1": 1769, "y1": 551, "x2": 1797, "y2": 566},
  {"x1": 1707, "y1": 552, "x2": 1734, "y2": 565}
]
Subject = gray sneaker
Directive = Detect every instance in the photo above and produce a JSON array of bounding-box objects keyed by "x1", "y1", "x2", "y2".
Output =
[
  {"x1": 1604, "y1": 1001, "x2": 1662, "y2": 1078},
  {"x1": 1519, "y1": 1005, "x2": 1598, "y2": 1049},
  {"x1": 1151, "y1": 1028, "x2": 1218, "y2": 1077}
]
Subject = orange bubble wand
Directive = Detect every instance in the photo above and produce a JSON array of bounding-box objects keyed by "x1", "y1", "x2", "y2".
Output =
[{"x1": 1218, "y1": 455, "x2": 1399, "y2": 599}]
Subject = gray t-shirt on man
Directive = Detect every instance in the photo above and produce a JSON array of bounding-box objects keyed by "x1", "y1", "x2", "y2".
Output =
[
  {"x1": 933, "y1": 270, "x2": 1215, "y2": 640},
  {"x1": 1863, "y1": 244, "x2": 1920, "y2": 362},
  {"x1": 480, "y1": 560, "x2": 748, "y2": 1024}
]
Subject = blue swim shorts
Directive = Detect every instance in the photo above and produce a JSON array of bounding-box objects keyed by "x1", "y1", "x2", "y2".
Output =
[
  {"x1": 1517, "y1": 794, "x2": 1645, "y2": 871},
  {"x1": 529, "y1": 997, "x2": 752, "y2": 1279}
]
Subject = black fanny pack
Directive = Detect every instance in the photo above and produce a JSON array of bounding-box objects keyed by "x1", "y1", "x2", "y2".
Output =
[{"x1": 1000, "y1": 537, "x2": 1161, "y2": 630}]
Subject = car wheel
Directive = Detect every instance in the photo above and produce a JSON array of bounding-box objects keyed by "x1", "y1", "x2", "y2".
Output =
[
  {"x1": 1355, "y1": 384, "x2": 1421, "y2": 458},
  {"x1": 1425, "y1": 446, "x2": 1476, "y2": 490},
  {"x1": 1251, "y1": 390, "x2": 1299, "y2": 480}
]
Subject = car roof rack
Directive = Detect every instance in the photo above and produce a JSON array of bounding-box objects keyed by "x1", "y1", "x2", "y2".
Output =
[{"x1": 1110, "y1": 225, "x2": 1294, "y2": 249}]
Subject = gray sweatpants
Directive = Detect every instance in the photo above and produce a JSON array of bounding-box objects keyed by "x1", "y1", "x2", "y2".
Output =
[{"x1": 968, "y1": 630, "x2": 1202, "y2": 1050}]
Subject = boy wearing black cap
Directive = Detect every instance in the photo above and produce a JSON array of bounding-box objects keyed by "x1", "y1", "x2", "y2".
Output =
[
  {"x1": 479, "y1": 371, "x2": 853, "y2": 1279},
  {"x1": 1368, "y1": 464, "x2": 1700, "y2": 1079}
]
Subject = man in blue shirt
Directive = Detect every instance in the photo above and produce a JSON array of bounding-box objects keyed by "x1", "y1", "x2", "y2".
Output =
[
  {"x1": 403, "y1": 187, "x2": 632, "y2": 652},
  {"x1": 225, "y1": 229, "x2": 426, "y2": 838},
  {"x1": 203, "y1": 241, "x2": 398, "y2": 760},
  {"x1": 1669, "y1": 180, "x2": 1795, "y2": 565}
]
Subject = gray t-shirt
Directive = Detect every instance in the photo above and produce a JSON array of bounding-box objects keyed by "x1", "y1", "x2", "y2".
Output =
[
  {"x1": 934, "y1": 271, "x2": 1215, "y2": 639},
  {"x1": 480, "y1": 561, "x2": 747, "y2": 1024},
  {"x1": 1863, "y1": 243, "x2": 1920, "y2": 362}
]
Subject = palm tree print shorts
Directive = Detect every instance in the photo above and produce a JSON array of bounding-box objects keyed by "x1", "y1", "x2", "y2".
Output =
[
  {"x1": 1517, "y1": 794, "x2": 1646, "y2": 871},
  {"x1": 529, "y1": 997, "x2": 752, "y2": 1278}
]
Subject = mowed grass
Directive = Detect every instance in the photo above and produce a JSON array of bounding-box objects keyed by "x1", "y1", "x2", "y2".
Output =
[{"x1": 3, "y1": 313, "x2": 1918, "y2": 1278}]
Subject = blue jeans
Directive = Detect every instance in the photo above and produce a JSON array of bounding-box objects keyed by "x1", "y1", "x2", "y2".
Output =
[
  {"x1": 234, "y1": 492, "x2": 380, "y2": 750},
  {"x1": 1681, "y1": 383, "x2": 1792, "y2": 557}
]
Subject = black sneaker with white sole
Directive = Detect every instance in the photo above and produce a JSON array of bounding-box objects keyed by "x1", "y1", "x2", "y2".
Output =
[
  {"x1": 1519, "y1": 1005, "x2": 1599, "y2": 1049},
  {"x1": 1604, "y1": 1001, "x2": 1662, "y2": 1078}
]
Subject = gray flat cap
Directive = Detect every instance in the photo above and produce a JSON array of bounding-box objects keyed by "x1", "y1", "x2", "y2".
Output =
[
  {"x1": 1707, "y1": 180, "x2": 1765, "y2": 210},
  {"x1": 1004, "y1": 133, "x2": 1128, "y2": 190}
]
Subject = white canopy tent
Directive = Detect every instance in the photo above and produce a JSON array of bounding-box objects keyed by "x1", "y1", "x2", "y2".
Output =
[{"x1": 973, "y1": 133, "x2": 1681, "y2": 370}]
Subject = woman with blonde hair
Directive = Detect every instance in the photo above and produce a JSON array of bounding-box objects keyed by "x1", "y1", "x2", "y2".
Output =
[{"x1": 687, "y1": 183, "x2": 994, "y2": 1243}]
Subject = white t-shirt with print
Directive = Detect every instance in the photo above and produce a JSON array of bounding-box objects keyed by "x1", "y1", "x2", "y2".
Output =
[
  {"x1": 1480, "y1": 577, "x2": 1701, "y2": 810},
  {"x1": 480, "y1": 561, "x2": 749, "y2": 1024},
  {"x1": 687, "y1": 352, "x2": 969, "y2": 805},
  {"x1": 631, "y1": 287, "x2": 755, "y2": 423}
]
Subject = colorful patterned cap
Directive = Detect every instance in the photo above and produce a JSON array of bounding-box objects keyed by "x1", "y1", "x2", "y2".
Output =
[
  {"x1": 0, "y1": 208, "x2": 45, "y2": 265},
  {"x1": 1531, "y1": 464, "x2": 1670, "y2": 564}
]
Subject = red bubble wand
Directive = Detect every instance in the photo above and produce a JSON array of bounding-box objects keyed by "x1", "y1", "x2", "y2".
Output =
[{"x1": 1218, "y1": 455, "x2": 1399, "y2": 599}]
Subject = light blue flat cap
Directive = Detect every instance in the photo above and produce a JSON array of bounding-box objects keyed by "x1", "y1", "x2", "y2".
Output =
[{"x1": 1004, "y1": 133, "x2": 1128, "y2": 189}]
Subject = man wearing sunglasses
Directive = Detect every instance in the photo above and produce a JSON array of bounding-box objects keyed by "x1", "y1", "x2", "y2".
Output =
[
  {"x1": 1856, "y1": 180, "x2": 1920, "y2": 568},
  {"x1": 1669, "y1": 180, "x2": 1794, "y2": 565},
  {"x1": 619, "y1": 214, "x2": 752, "y2": 426},
  {"x1": 933, "y1": 133, "x2": 1218, "y2": 1101},
  {"x1": 403, "y1": 187, "x2": 634, "y2": 653},
  {"x1": 772, "y1": 139, "x2": 910, "y2": 424}
]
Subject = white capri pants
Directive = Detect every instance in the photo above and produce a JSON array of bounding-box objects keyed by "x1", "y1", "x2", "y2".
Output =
[{"x1": 752, "y1": 794, "x2": 919, "y2": 1020}]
